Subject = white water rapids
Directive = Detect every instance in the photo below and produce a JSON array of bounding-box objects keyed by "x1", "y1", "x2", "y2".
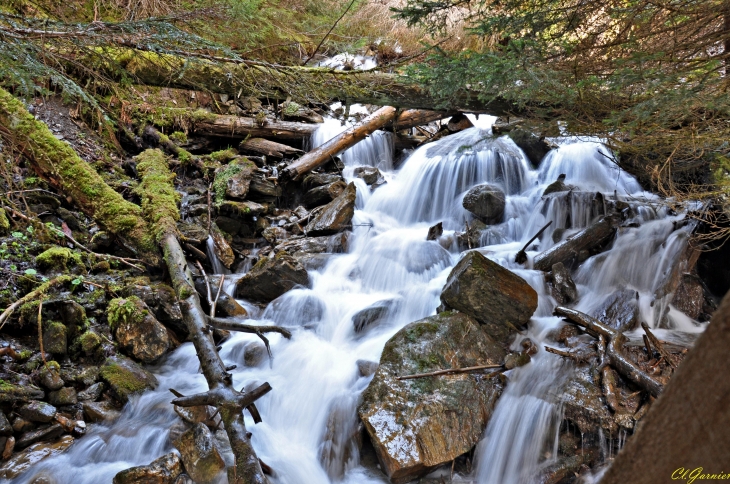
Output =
[{"x1": 9, "y1": 116, "x2": 706, "y2": 484}]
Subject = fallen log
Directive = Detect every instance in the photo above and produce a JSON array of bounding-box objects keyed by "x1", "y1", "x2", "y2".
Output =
[
  {"x1": 396, "y1": 364, "x2": 503, "y2": 381},
  {"x1": 533, "y1": 213, "x2": 620, "y2": 271},
  {"x1": 600, "y1": 292, "x2": 730, "y2": 484},
  {"x1": 515, "y1": 220, "x2": 553, "y2": 264},
  {"x1": 239, "y1": 138, "x2": 304, "y2": 158},
  {"x1": 281, "y1": 106, "x2": 398, "y2": 181},
  {"x1": 193, "y1": 114, "x2": 319, "y2": 140},
  {"x1": 136, "y1": 149, "x2": 268, "y2": 484},
  {"x1": 0, "y1": 87, "x2": 160, "y2": 265},
  {"x1": 553, "y1": 306, "x2": 615, "y2": 338}
]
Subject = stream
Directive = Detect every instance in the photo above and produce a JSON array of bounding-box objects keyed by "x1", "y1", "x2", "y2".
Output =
[{"x1": 8, "y1": 114, "x2": 706, "y2": 484}]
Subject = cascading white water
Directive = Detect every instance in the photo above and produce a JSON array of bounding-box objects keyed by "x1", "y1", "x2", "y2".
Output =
[{"x1": 11, "y1": 116, "x2": 706, "y2": 484}]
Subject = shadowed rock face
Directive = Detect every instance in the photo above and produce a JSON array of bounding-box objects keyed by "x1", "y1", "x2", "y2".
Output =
[
  {"x1": 462, "y1": 184, "x2": 506, "y2": 224},
  {"x1": 358, "y1": 312, "x2": 506, "y2": 484},
  {"x1": 236, "y1": 251, "x2": 309, "y2": 303},
  {"x1": 440, "y1": 250, "x2": 538, "y2": 343},
  {"x1": 305, "y1": 182, "x2": 356, "y2": 235}
]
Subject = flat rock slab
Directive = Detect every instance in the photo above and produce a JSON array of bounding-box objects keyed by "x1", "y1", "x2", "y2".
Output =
[
  {"x1": 236, "y1": 251, "x2": 309, "y2": 303},
  {"x1": 359, "y1": 312, "x2": 505, "y2": 483},
  {"x1": 440, "y1": 250, "x2": 537, "y2": 343},
  {"x1": 0, "y1": 435, "x2": 74, "y2": 479}
]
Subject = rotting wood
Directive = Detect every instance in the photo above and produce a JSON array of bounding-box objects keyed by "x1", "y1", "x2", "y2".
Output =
[
  {"x1": 515, "y1": 220, "x2": 553, "y2": 264},
  {"x1": 193, "y1": 114, "x2": 320, "y2": 140},
  {"x1": 532, "y1": 213, "x2": 620, "y2": 271},
  {"x1": 553, "y1": 306, "x2": 615, "y2": 338},
  {"x1": 641, "y1": 322, "x2": 678, "y2": 369},
  {"x1": 136, "y1": 149, "x2": 269, "y2": 484},
  {"x1": 281, "y1": 106, "x2": 398, "y2": 181},
  {"x1": 602, "y1": 366, "x2": 620, "y2": 413},
  {"x1": 396, "y1": 364, "x2": 503, "y2": 381},
  {"x1": 239, "y1": 138, "x2": 304, "y2": 158}
]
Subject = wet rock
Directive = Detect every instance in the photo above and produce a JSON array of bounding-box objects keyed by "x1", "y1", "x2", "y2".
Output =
[
  {"x1": 100, "y1": 355, "x2": 159, "y2": 404},
  {"x1": 264, "y1": 292, "x2": 325, "y2": 327},
  {"x1": 16, "y1": 424, "x2": 64, "y2": 449},
  {"x1": 173, "y1": 423, "x2": 226, "y2": 484},
  {"x1": 236, "y1": 252, "x2": 309, "y2": 303},
  {"x1": 357, "y1": 360, "x2": 379, "y2": 378},
  {"x1": 0, "y1": 412, "x2": 10, "y2": 436},
  {"x1": 447, "y1": 113, "x2": 473, "y2": 132},
  {"x1": 671, "y1": 274, "x2": 704, "y2": 320},
  {"x1": 0, "y1": 435, "x2": 73, "y2": 479},
  {"x1": 456, "y1": 219, "x2": 487, "y2": 250},
  {"x1": 305, "y1": 182, "x2": 356, "y2": 235},
  {"x1": 293, "y1": 253, "x2": 332, "y2": 271},
  {"x1": 550, "y1": 262, "x2": 578, "y2": 304},
  {"x1": 504, "y1": 352, "x2": 531, "y2": 369},
  {"x1": 0, "y1": 381, "x2": 45, "y2": 403},
  {"x1": 507, "y1": 128, "x2": 552, "y2": 166},
  {"x1": 426, "y1": 222, "x2": 443, "y2": 241},
  {"x1": 303, "y1": 173, "x2": 342, "y2": 190},
  {"x1": 354, "y1": 166, "x2": 384, "y2": 186},
  {"x1": 108, "y1": 296, "x2": 171, "y2": 363},
  {"x1": 82, "y1": 401, "x2": 121, "y2": 422},
  {"x1": 210, "y1": 223, "x2": 235, "y2": 269},
  {"x1": 275, "y1": 232, "x2": 350, "y2": 256},
  {"x1": 249, "y1": 172, "x2": 282, "y2": 200},
  {"x1": 359, "y1": 312, "x2": 505, "y2": 483},
  {"x1": 440, "y1": 251, "x2": 538, "y2": 343},
  {"x1": 219, "y1": 200, "x2": 265, "y2": 217},
  {"x1": 18, "y1": 401, "x2": 57, "y2": 423},
  {"x1": 216, "y1": 159, "x2": 255, "y2": 200},
  {"x1": 3, "y1": 436, "x2": 14, "y2": 460},
  {"x1": 192, "y1": 276, "x2": 247, "y2": 318},
  {"x1": 352, "y1": 299, "x2": 399, "y2": 334},
  {"x1": 590, "y1": 289, "x2": 640, "y2": 331},
  {"x1": 462, "y1": 184, "x2": 505, "y2": 224},
  {"x1": 74, "y1": 366, "x2": 100, "y2": 387},
  {"x1": 262, "y1": 226, "x2": 289, "y2": 244},
  {"x1": 174, "y1": 404, "x2": 216, "y2": 427},
  {"x1": 113, "y1": 452, "x2": 183, "y2": 484},
  {"x1": 562, "y1": 365, "x2": 618, "y2": 435},
  {"x1": 542, "y1": 174, "x2": 572, "y2": 196},
  {"x1": 77, "y1": 382, "x2": 105, "y2": 402},
  {"x1": 303, "y1": 180, "x2": 347, "y2": 208},
  {"x1": 48, "y1": 388, "x2": 77, "y2": 406},
  {"x1": 214, "y1": 216, "x2": 242, "y2": 235},
  {"x1": 58, "y1": 301, "x2": 86, "y2": 327},
  {"x1": 42, "y1": 322, "x2": 67, "y2": 356},
  {"x1": 12, "y1": 417, "x2": 35, "y2": 434},
  {"x1": 243, "y1": 342, "x2": 267, "y2": 367}
]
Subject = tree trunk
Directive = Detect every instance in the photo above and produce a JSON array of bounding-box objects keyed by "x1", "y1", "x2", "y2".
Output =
[
  {"x1": 600, "y1": 291, "x2": 730, "y2": 484},
  {"x1": 136, "y1": 149, "x2": 269, "y2": 484},
  {"x1": 239, "y1": 138, "x2": 304, "y2": 158},
  {"x1": 0, "y1": 87, "x2": 160, "y2": 265},
  {"x1": 281, "y1": 106, "x2": 398, "y2": 181},
  {"x1": 532, "y1": 213, "x2": 619, "y2": 271},
  {"x1": 194, "y1": 114, "x2": 320, "y2": 140}
]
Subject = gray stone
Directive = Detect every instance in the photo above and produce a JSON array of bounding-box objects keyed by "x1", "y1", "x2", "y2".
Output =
[
  {"x1": 303, "y1": 173, "x2": 342, "y2": 190},
  {"x1": 356, "y1": 360, "x2": 378, "y2": 377},
  {"x1": 352, "y1": 299, "x2": 399, "y2": 334},
  {"x1": 550, "y1": 262, "x2": 578, "y2": 304},
  {"x1": 18, "y1": 401, "x2": 57, "y2": 423},
  {"x1": 440, "y1": 250, "x2": 537, "y2": 343},
  {"x1": 113, "y1": 452, "x2": 183, "y2": 484},
  {"x1": 82, "y1": 401, "x2": 121, "y2": 423},
  {"x1": 48, "y1": 387, "x2": 77, "y2": 406},
  {"x1": 304, "y1": 182, "x2": 356, "y2": 235},
  {"x1": 0, "y1": 411, "x2": 11, "y2": 436},
  {"x1": 77, "y1": 382, "x2": 105, "y2": 402},
  {"x1": 275, "y1": 232, "x2": 350, "y2": 257},
  {"x1": 173, "y1": 423, "x2": 225, "y2": 484},
  {"x1": 507, "y1": 128, "x2": 552, "y2": 166},
  {"x1": 39, "y1": 363, "x2": 64, "y2": 391},
  {"x1": 42, "y1": 323, "x2": 67, "y2": 356},
  {"x1": 108, "y1": 297, "x2": 171, "y2": 364},
  {"x1": 0, "y1": 381, "x2": 45, "y2": 403},
  {"x1": 591, "y1": 288, "x2": 640, "y2": 332},
  {"x1": 303, "y1": 180, "x2": 347, "y2": 208},
  {"x1": 16, "y1": 424, "x2": 64, "y2": 450},
  {"x1": 262, "y1": 226, "x2": 289, "y2": 244},
  {"x1": 353, "y1": 166, "x2": 384, "y2": 186},
  {"x1": 359, "y1": 312, "x2": 505, "y2": 483},
  {"x1": 462, "y1": 184, "x2": 506, "y2": 224},
  {"x1": 236, "y1": 252, "x2": 309, "y2": 303}
]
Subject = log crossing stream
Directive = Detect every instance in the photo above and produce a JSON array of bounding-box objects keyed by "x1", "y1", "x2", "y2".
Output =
[{"x1": 8, "y1": 115, "x2": 706, "y2": 484}]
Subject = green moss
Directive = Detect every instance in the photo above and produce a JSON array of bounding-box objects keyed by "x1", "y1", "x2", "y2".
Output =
[
  {"x1": 100, "y1": 363, "x2": 148, "y2": 394},
  {"x1": 169, "y1": 131, "x2": 187, "y2": 144},
  {"x1": 16, "y1": 349, "x2": 32, "y2": 361},
  {"x1": 134, "y1": 149, "x2": 180, "y2": 242},
  {"x1": 212, "y1": 160, "x2": 246, "y2": 204},
  {"x1": 177, "y1": 149, "x2": 193, "y2": 165},
  {"x1": 43, "y1": 322, "x2": 67, "y2": 355},
  {"x1": 282, "y1": 101, "x2": 302, "y2": 116},
  {"x1": 79, "y1": 331, "x2": 101, "y2": 354},
  {"x1": 36, "y1": 246, "x2": 84, "y2": 272},
  {"x1": 209, "y1": 148, "x2": 238, "y2": 163},
  {"x1": 0, "y1": 208, "x2": 9, "y2": 235},
  {"x1": 107, "y1": 296, "x2": 146, "y2": 331}
]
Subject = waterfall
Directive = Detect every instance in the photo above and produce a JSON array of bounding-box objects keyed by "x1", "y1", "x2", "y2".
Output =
[{"x1": 12, "y1": 118, "x2": 705, "y2": 484}]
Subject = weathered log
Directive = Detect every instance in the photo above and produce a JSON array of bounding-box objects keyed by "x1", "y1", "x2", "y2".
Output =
[
  {"x1": 533, "y1": 213, "x2": 619, "y2": 271},
  {"x1": 193, "y1": 114, "x2": 319, "y2": 140},
  {"x1": 553, "y1": 306, "x2": 615, "y2": 339},
  {"x1": 239, "y1": 138, "x2": 303, "y2": 158},
  {"x1": 0, "y1": 87, "x2": 160, "y2": 265},
  {"x1": 641, "y1": 322, "x2": 678, "y2": 369},
  {"x1": 601, "y1": 291, "x2": 730, "y2": 484},
  {"x1": 106, "y1": 49, "x2": 513, "y2": 114},
  {"x1": 515, "y1": 220, "x2": 552, "y2": 264},
  {"x1": 136, "y1": 149, "x2": 268, "y2": 484},
  {"x1": 282, "y1": 106, "x2": 397, "y2": 181},
  {"x1": 207, "y1": 317, "x2": 292, "y2": 339}
]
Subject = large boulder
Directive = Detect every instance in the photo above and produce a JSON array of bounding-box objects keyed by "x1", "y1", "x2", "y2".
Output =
[
  {"x1": 461, "y1": 184, "x2": 506, "y2": 224},
  {"x1": 173, "y1": 423, "x2": 225, "y2": 484},
  {"x1": 305, "y1": 182, "x2": 356, "y2": 235},
  {"x1": 440, "y1": 251, "x2": 537, "y2": 343},
  {"x1": 236, "y1": 252, "x2": 309, "y2": 303},
  {"x1": 507, "y1": 128, "x2": 552, "y2": 166},
  {"x1": 303, "y1": 180, "x2": 347, "y2": 208},
  {"x1": 113, "y1": 452, "x2": 183, "y2": 484},
  {"x1": 359, "y1": 312, "x2": 505, "y2": 483},
  {"x1": 99, "y1": 355, "x2": 158, "y2": 404},
  {"x1": 274, "y1": 232, "x2": 350, "y2": 257},
  {"x1": 590, "y1": 289, "x2": 639, "y2": 331},
  {"x1": 107, "y1": 296, "x2": 171, "y2": 364}
]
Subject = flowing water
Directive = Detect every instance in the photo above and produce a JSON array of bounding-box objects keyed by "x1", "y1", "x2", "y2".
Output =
[{"x1": 10, "y1": 116, "x2": 706, "y2": 484}]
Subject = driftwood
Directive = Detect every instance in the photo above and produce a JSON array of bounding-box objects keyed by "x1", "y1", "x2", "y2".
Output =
[
  {"x1": 193, "y1": 114, "x2": 319, "y2": 140},
  {"x1": 207, "y1": 318, "x2": 292, "y2": 339},
  {"x1": 396, "y1": 364, "x2": 502, "y2": 381},
  {"x1": 515, "y1": 220, "x2": 553, "y2": 264},
  {"x1": 554, "y1": 306, "x2": 664, "y2": 398},
  {"x1": 281, "y1": 106, "x2": 397, "y2": 181},
  {"x1": 641, "y1": 322, "x2": 678, "y2": 369},
  {"x1": 239, "y1": 138, "x2": 304, "y2": 158},
  {"x1": 136, "y1": 149, "x2": 268, "y2": 484},
  {"x1": 533, "y1": 213, "x2": 619, "y2": 271}
]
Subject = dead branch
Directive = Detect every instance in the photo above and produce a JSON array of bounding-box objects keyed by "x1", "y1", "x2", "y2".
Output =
[
  {"x1": 0, "y1": 275, "x2": 72, "y2": 330},
  {"x1": 396, "y1": 364, "x2": 503, "y2": 381},
  {"x1": 207, "y1": 318, "x2": 292, "y2": 339},
  {"x1": 515, "y1": 220, "x2": 553, "y2": 264},
  {"x1": 641, "y1": 322, "x2": 678, "y2": 369}
]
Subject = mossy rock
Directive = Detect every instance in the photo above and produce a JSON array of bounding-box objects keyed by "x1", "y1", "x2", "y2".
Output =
[
  {"x1": 79, "y1": 331, "x2": 101, "y2": 356},
  {"x1": 0, "y1": 208, "x2": 9, "y2": 235},
  {"x1": 107, "y1": 296, "x2": 171, "y2": 363},
  {"x1": 0, "y1": 380, "x2": 45, "y2": 403},
  {"x1": 42, "y1": 322, "x2": 67, "y2": 356},
  {"x1": 36, "y1": 247, "x2": 84, "y2": 273},
  {"x1": 100, "y1": 355, "x2": 158, "y2": 404}
]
